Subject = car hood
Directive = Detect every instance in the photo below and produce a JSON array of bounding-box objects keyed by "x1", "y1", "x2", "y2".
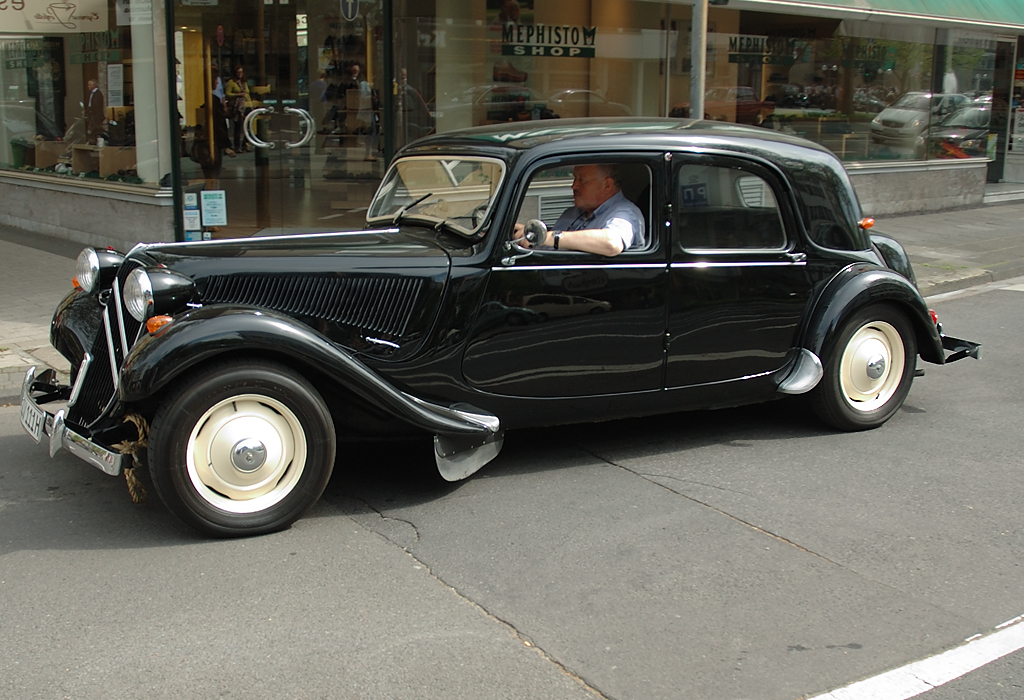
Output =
[
  {"x1": 927, "y1": 126, "x2": 986, "y2": 140},
  {"x1": 131, "y1": 228, "x2": 452, "y2": 360},
  {"x1": 876, "y1": 108, "x2": 929, "y2": 126}
]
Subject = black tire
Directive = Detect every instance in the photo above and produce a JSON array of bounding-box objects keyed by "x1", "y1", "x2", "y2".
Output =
[
  {"x1": 810, "y1": 304, "x2": 917, "y2": 432},
  {"x1": 148, "y1": 359, "x2": 336, "y2": 537}
]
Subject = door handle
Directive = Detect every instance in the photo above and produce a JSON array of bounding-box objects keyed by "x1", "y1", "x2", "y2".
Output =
[
  {"x1": 243, "y1": 106, "x2": 275, "y2": 150},
  {"x1": 283, "y1": 107, "x2": 315, "y2": 149}
]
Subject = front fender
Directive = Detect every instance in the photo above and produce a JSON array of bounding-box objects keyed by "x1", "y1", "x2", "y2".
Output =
[
  {"x1": 802, "y1": 263, "x2": 944, "y2": 365},
  {"x1": 119, "y1": 305, "x2": 499, "y2": 436}
]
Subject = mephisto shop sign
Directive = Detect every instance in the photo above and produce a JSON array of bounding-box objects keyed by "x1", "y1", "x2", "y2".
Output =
[
  {"x1": 1, "y1": 0, "x2": 108, "y2": 33},
  {"x1": 501, "y1": 23, "x2": 597, "y2": 58}
]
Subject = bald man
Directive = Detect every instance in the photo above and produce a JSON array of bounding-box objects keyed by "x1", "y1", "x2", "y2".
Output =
[{"x1": 517, "y1": 163, "x2": 645, "y2": 256}]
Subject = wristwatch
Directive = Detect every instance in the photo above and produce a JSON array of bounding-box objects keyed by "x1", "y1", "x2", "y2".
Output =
[{"x1": 552, "y1": 231, "x2": 561, "y2": 250}]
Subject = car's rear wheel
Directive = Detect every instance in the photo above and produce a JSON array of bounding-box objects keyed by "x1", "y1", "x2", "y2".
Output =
[
  {"x1": 149, "y1": 359, "x2": 335, "y2": 537},
  {"x1": 811, "y1": 304, "x2": 917, "y2": 431}
]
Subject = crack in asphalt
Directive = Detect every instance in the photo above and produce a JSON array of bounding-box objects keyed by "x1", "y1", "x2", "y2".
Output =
[
  {"x1": 580, "y1": 447, "x2": 851, "y2": 569},
  {"x1": 640, "y1": 471, "x2": 752, "y2": 496},
  {"x1": 582, "y1": 448, "x2": 985, "y2": 626},
  {"x1": 344, "y1": 495, "x2": 614, "y2": 700}
]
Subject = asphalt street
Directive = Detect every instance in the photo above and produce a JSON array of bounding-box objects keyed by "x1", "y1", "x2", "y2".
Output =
[{"x1": 2, "y1": 275, "x2": 1021, "y2": 699}]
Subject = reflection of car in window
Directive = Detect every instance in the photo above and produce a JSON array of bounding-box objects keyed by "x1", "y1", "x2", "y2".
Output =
[
  {"x1": 670, "y1": 86, "x2": 775, "y2": 125},
  {"x1": 21, "y1": 118, "x2": 980, "y2": 537},
  {"x1": 870, "y1": 92, "x2": 970, "y2": 146},
  {"x1": 917, "y1": 106, "x2": 991, "y2": 159}
]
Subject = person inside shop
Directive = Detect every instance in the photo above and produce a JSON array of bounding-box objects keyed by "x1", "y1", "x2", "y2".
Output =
[
  {"x1": 354, "y1": 66, "x2": 379, "y2": 161},
  {"x1": 84, "y1": 79, "x2": 106, "y2": 145},
  {"x1": 398, "y1": 67, "x2": 434, "y2": 140},
  {"x1": 210, "y1": 66, "x2": 234, "y2": 157},
  {"x1": 514, "y1": 164, "x2": 645, "y2": 256},
  {"x1": 225, "y1": 65, "x2": 252, "y2": 152}
]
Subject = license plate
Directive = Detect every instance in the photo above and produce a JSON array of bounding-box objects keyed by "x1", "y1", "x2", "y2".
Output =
[{"x1": 20, "y1": 399, "x2": 45, "y2": 443}]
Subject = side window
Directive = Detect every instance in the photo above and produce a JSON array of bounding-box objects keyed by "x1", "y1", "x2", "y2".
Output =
[
  {"x1": 674, "y1": 164, "x2": 786, "y2": 251},
  {"x1": 514, "y1": 161, "x2": 653, "y2": 252}
]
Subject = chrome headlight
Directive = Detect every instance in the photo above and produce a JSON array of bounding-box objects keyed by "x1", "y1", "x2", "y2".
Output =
[
  {"x1": 123, "y1": 267, "x2": 154, "y2": 322},
  {"x1": 75, "y1": 247, "x2": 125, "y2": 293},
  {"x1": 123, "y1": 267, "x2": 196, "y2": 323},
  {"x1": 75, "y1": 248, "x2": 100, "y2": 292}
]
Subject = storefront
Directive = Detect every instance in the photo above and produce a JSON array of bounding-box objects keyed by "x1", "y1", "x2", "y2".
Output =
[{"x1": 0, "y1": 0, "x2": 1022, "y2": 245}]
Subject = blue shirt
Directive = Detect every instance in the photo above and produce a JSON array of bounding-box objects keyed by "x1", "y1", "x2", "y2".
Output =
[{"x1": 553, "y1": 190, "x2": 646, "y2": 250}]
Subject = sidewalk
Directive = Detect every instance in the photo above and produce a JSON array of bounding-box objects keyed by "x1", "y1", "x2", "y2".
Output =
[{"x1": 3, "y1": 190, "x2": 1024, "y2": 401}]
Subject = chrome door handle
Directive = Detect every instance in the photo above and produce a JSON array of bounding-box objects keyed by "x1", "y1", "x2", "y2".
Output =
[
  {"x1": 243, "y1": 106, "x2": 275, "y2": 150},
  {"x1": 786, "y1": 252, "x2": 807, "y2": 262},
  {"x1": 283, "y1": 107, "x2": 315, "y2": 149}
]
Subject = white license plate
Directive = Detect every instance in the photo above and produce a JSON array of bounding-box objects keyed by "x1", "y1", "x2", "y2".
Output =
[{"x1": 21, "y1": 399, "x2": 45, "y2": 443}]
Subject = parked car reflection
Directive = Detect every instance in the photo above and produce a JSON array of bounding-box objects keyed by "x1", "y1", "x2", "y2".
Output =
[
  {"x1": 436, "y1": 85, "x2": 559, "y2": 125},
  {"x1": 671, "y1": 87, "x2": 774, "y2": 125},
  {"x1": 870, "y1": 92, "x2": 970, "y2": 146},
  {"x1": 546, "y1": 89, "x2": 631, "y2": 118},
  {"x1": 522, "y1": 293, "x2": 612, "y2": 320},
  {"x1": 916, "y1": 105, "x2": 991, "y2": 159}
]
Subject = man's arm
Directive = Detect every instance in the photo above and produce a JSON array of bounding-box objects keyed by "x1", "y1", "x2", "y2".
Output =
[{"x1": 513, "y1": 220, "x2": 630, "y2": 256}]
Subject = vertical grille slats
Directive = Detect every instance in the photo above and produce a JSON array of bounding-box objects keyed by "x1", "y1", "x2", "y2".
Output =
[{"x1": 202, "y1": 274, "x2": 425, "y2": 337}]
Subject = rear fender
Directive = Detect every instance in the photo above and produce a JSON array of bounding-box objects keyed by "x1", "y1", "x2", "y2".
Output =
[
  {"x1": 802, "y1": 263, "x2": 944, "y2": 365},
  {"x1": 119, "y1": 305, "x2": 501, "y2": 438}
]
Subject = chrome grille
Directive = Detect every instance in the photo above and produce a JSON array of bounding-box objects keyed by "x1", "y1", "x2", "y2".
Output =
[
  {"x1": 65, "y1": 258, "x2": 146, "y2": 428},
  {"x1": 203, "y1": 275, "x2": 425, "y2": 337}
]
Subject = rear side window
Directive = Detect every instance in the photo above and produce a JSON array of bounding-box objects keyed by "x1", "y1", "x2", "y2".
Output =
[
  {"x1": 789, "y1": 157, "x2": 864, "y2": 251},
  {"x1": 675, "y1": 163, "x2": 786, "y2": 251}
]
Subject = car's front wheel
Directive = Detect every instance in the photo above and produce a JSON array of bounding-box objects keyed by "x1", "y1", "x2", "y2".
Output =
[
  {"x1": 148, "y1": 359, "x2": 336, "y2": 537},
  {"x1": 811, "y1": 304, "x2": 917, "y2": 431}
]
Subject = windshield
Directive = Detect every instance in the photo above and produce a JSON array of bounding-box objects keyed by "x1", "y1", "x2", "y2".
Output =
[
  {"x1": 892, "y1": 93, "x2": 932, "y2": 111},
  {"x1": 938, "y1": 107, "x2": 990, "y2": 129},
  {"x1": 366, "y1": 156, "x2": 506, "y2": 236}
]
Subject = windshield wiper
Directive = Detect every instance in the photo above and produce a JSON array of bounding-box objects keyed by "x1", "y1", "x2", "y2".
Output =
[{"x1": 391, "y1": 192, "x2": 434, "y2": 225}]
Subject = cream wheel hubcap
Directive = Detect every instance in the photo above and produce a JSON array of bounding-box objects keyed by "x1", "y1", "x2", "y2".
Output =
[
  {"x1": 186, "y1": 394, "x2": 306, "y2": 513},
  {"x1": 839, "y1": 320, "x2": 905, "y2": 412}
]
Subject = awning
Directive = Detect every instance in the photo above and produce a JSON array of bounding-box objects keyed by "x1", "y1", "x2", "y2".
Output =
[{"x1": 725, "y1": 0, "x2": 1024, "y2": 33}]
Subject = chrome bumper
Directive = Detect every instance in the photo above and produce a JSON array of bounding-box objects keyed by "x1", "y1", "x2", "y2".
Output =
[{"x1": 20, "y1": 366, "x2": 124, "y2": 477}]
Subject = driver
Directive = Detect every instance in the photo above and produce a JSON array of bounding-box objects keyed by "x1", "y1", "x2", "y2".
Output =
[{"x1": 516, "y1": 163, "x2": 645, "y2": 256}]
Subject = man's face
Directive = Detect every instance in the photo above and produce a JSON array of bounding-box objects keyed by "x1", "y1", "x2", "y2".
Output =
[
  {"x1": 87, "y1": 80, "x2": 96, "y2": 91},
  {"x1": 572, "y1": 165, "x2": 614, "y2": 213}
]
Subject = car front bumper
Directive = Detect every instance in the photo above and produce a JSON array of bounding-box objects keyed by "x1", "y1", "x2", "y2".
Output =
[{"x1": 19, "y1": 366, "x2": 124, "y2": 476}]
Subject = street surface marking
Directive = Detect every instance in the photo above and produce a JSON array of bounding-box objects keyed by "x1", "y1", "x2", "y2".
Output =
[
  {"x1": 999, "y1": 283, "x2": 1024, "y2": 292},
  {"x1": 806, "y1": 617, "x2": 1024, "y2": 700}
]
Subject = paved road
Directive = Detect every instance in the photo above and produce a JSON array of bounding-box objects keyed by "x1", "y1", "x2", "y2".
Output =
[{"x1": 2, "y1": 278, "x2": 1020, "y2": 699}]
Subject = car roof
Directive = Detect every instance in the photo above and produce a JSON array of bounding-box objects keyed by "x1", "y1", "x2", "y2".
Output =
[{"x1": 402, "y1": 117, "x2": 834, "y2": 163}]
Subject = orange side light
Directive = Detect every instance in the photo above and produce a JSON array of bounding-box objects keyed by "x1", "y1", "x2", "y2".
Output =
[
  {"x1": 858, "y1": 217, "x2": 875, "y2": 229},
  {"x1": 146, "y1": 315, "x2": 174, "y2": 334},
  {"x1": 72, "y1": 275, "x2": 82, "y2": 291}
]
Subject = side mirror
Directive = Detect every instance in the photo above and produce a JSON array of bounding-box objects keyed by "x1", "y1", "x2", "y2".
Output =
[{"x1": 523, "y1": 219, "x2": 547, "y2": 244}]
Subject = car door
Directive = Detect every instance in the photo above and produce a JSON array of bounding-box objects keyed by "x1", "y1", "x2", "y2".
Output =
[
  {"x1": 666, "y1": 153, "x2": 812, "y2": 390},
  {"x1": 462, "y1": 154, "x2": 668, "y2": 398}
]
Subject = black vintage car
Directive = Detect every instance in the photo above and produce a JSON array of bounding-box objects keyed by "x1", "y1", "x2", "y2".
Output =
[{"x1": 21, "y1": 119, "x2": 979, "y2": 536}]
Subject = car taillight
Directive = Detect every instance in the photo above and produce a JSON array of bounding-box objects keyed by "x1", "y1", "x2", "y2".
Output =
[{"x1": 929, "y1": 309, "x2": 939, "y2": 325}]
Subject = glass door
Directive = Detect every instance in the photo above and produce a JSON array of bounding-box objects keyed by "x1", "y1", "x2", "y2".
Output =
[{"x1": 174, "y1": 0, "x2": 384, "y2": 238}]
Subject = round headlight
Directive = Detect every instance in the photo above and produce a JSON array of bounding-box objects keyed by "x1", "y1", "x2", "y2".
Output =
[
  {"x1": 123, "y1": 268, "x2": 154, "y2": 322},
  {"x1": 75, "y1": 248, "x2": 100, "y2": 293}
]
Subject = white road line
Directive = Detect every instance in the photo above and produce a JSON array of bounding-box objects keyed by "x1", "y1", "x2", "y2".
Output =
[{"x1": 807, "y1": 618, "x2": 1024, "y2": 700}]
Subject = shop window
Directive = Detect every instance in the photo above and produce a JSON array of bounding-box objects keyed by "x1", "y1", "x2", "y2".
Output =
[{"x1": 1, "y1": 8, "x2": 165, "y2": 187}]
